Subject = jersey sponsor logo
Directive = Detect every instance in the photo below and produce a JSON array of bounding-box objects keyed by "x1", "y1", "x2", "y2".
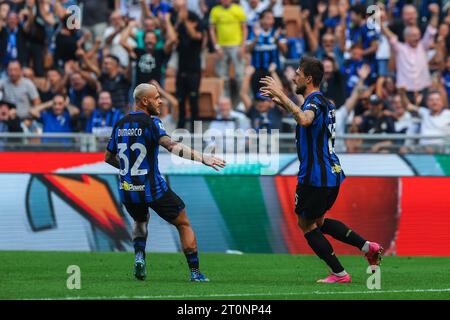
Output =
[
  {"x1": 307, "y1": 103, "x2": 318, "y2": 111},
  {"x1": 118, "y1": 128, "x2": 143, "y2": 137},
  {"x1": 120, "y1": 181, "x2": 145, "y2": 192}
]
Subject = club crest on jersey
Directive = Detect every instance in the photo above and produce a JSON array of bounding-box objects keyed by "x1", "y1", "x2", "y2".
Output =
[
  {"x1": 331, "y1": 164, "x2": 342, "y2": 174},
  {"x1": 120, "y1": 181, "x2": 145, "y2": 192}
]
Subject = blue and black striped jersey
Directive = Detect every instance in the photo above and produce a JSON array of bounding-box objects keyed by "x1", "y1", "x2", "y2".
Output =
[
  {"x1": 107, "y1": 111, "x2": 168, "y2": 204},
  {"x1": 296, "y1": 91, "x2": 345, "y2": 187},
  {"x1": 86, "y1": 108, "x2": 123, "y2": 134},
  {"x1": 247, "y1": 28, "x2": 285, "y2": 70}
]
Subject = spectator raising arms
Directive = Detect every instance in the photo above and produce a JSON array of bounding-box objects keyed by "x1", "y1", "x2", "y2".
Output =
[
  {"x1": 30, "y1": 94, "x2": 79, "y2": 143},
  {"x1": 246, "y1": 9, "x2": 287, "y2": 95},
  {"x1": 381, "y1": 4, "x2": 440, "y2": 95}
]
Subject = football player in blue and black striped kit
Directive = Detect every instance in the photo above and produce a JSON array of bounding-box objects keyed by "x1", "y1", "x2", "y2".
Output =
[
  {"x1": 260, "y1": 57, "x2": 383, "y2": 283},
  {"x1": 105, "y1": 83, "x2": 226, "y2": 282}
]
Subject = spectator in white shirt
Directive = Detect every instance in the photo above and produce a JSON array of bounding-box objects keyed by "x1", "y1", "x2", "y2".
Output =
[
  {"x1": 209, "y1": 96, "x2": 250, "y2": 132},
  {"x1": 207, "y1": 96, "x2": 250, "y2": 153},
  {"x1": 404, "y1": 89, "x2": 450, "y2": 148}
]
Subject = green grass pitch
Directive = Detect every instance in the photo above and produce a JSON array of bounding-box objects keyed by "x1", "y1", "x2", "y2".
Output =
[{"x1": 0, "y1": 251, "x2": 449, "y2": 300}]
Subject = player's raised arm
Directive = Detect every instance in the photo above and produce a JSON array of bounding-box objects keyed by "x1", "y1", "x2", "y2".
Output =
[
  {"x1": 259, "y1": 76, "x2": 315, "y2": 127},
  {"x1": 158, "y1": 135, "x2": 226, "y2": 172}
]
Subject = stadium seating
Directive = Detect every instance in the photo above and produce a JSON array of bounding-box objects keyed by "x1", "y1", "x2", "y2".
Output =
[
  {"x1": 283, "y1": 5, "x2": 302, "y2": 38},
  {"x1": 164, "y1": 77, "x2": 223, "y2": 118}
]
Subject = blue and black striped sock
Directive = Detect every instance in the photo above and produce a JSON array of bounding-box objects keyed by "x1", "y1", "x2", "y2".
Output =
[
  {"x1": 184, "y1": 250, "x2": 199, "y2": 274},
  {"x1": 133, "y1": 237, "x2": 147, "y2": 259}
]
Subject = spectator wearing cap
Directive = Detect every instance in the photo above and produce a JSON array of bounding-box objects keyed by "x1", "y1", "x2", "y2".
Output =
[
  {"x1": 359, "y1": 94, "x2": 396, "y2": 134},
  {"x1": 30, "y1": 94, "x2": 79, "y2": 143},
  {"x1": 0, "y1": 61, "x2": 41, "y2": 119},
  {"x1": 209, "y1": 0, "x2": 247, "y2": 97},
  {"x1": 246, "y1": 92, "x2": 283, "y2": 132},
  {"x1": 99, "y1": 55, "x2": 130, "y2": 112},
  {"x1": 85, "y1": 91, "x2": 123, "y2": 135},
  {"x1": 240, "y1": 63, "x2": 283, "y2": 132},
  {"x1": 0, "y1": 100, "x2": 22, "y2": 133},
  {"x1": 357, "y1": 94, "x2": 396, "y2": 152},
  {"x1": 0, "y1": 11, "x2": 28, "y2": 72},
  {"x1": 246, "y1": 9, "x2": 287, "y2": 96},
  {"x1": 381, "y1": 4, "x2": 440, "y2": 95}
]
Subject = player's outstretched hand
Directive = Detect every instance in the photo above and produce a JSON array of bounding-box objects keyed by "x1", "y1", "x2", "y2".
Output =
[
  {"x1": 259, "y1": 76, "x2": 284, "y2": 106},
  {"x1": 202, "y1": 155, "x2": 226, "y2": 172}
]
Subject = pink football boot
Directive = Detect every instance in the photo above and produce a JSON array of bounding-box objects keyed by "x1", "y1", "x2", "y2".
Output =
[
  {"x1": 365, "y1": 242, "x2": 384, "y2": 272},
  {"x1": 317, "y1": 273, "x2": 352, "y2": 283}
]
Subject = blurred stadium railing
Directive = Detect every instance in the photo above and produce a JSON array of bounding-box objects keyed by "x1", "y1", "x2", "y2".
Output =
[{"x1": 1, "y1": 132, "x2": 450, "y2": 154}]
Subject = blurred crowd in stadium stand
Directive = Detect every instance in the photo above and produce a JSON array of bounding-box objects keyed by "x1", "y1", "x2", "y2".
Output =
[{"x1": 0, "y1": 0, "x2": 449, "y2": 153}]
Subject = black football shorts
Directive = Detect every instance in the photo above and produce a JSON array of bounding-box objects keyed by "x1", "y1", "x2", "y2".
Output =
[
  {"x1": 124, "y1": 189, "x2": 185, "y2": 223},
  {"x1": 295, "y1": 184, "x2": 340, "y2": 220}
]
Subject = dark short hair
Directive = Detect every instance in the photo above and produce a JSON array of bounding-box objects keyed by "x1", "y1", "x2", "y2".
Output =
[
  {"x1": 299, "y1": 56, "x2": 324, "y2": 87},
  {"x1": 322, "y1": 55, "x2": 336, "y2": 65},
  {"x1": 144, "y1": 30, "x2": 157, "y2": 39},
  {"x1": 259, "y1": 9, "x2": 274, "y2": 20},
  {"x1": 350, "y1": 4, "x2": 367, "y2": 18},
  {"x1": 106, "y1": 54, "x2": 120, "y2": 65}
]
